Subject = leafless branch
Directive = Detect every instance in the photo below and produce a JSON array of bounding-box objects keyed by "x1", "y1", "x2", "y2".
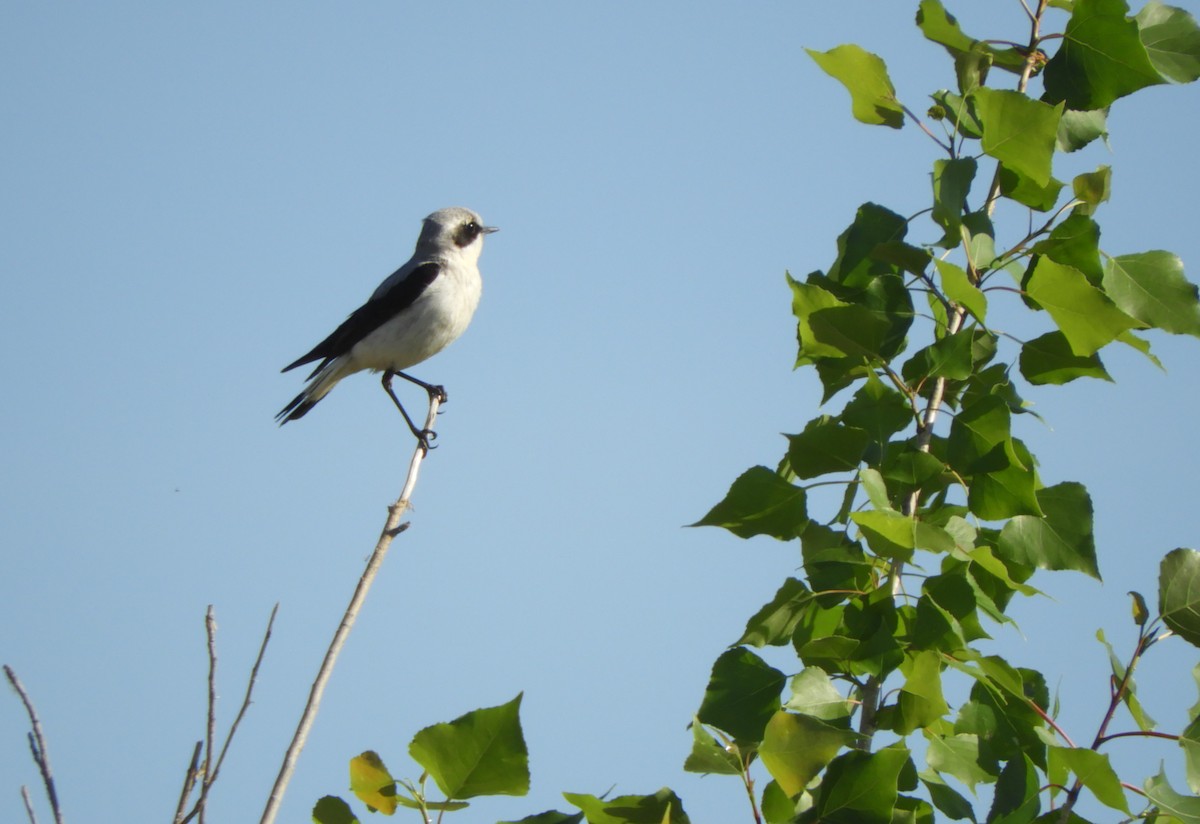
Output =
[
  {"x1": 259, "y1": 394, "x2": 442, "y2": 824},
  {"x1": 172, "y1": 741, "x2": 203, "y2": 824},
  {"x1": 4, "y1": 666, "x2": 63, "y2": 824},
  {"x1": 178, "y1": 604, "x2": 278, "y2": 824},
  {"x1": 21, "y1": 786, "x2": 38, "y2": 824}
]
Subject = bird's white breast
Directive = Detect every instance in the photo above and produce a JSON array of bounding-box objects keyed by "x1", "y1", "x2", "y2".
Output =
[{"x1": 350, "y1": 259, "x2": 482, "y2": 373}]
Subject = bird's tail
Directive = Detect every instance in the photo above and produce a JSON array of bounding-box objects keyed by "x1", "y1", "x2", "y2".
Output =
[{"x1": 276, "y1": 360, "x2": 347, "y2": 425}]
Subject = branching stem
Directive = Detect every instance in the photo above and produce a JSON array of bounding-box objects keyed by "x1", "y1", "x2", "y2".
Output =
[{"x1": 3, "y1": 666, "x2": 63, "y2": 824}]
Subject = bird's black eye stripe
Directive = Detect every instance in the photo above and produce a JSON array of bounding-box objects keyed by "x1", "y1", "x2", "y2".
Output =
[{"x1": 453, "y1": 220, "x2": 482, "y2": 248}]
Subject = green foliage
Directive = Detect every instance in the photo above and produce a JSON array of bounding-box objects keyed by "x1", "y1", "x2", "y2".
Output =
[
  {"x1": 313, "y1": 696, "x2": 528, "y2": 822},
  {"x1": 318, "y1": 4, "x2": 1200, "y2": 822},
  {"x1": 689, "y1": 2, "x2": 1200, "y2": 822}
]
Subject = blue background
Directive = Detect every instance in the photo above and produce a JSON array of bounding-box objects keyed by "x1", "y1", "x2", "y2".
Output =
[{"x1": 3, "y1": 3, "x2": 1198, "y2": 821}]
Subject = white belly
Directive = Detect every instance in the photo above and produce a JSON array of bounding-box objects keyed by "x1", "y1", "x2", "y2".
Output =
[{"x1": 350, "y1": 266, "x2": 482, "y2": 373}]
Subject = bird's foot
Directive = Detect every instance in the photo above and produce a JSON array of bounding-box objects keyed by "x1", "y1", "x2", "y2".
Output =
[
  {"x1": 427, "y1": 384, "x2": 448, "y2": 404},
  {"x1": 416, "y1": 428, "x2": 439, "y2": 453}
]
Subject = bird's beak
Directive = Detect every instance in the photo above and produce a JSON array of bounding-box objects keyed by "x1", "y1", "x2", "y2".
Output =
[{"x1": 483, "y1": 225, "x2": 499, "y2": 234}]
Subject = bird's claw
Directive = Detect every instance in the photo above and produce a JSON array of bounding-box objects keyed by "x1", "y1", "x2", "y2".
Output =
[{"x1": 417, "y1": 428, "x2": 439, "y2": 452}]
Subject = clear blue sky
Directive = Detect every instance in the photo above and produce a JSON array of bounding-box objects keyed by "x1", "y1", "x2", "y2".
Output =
[{"x1": 3, "y1": 2, "x2": 1198, "y2": 821}]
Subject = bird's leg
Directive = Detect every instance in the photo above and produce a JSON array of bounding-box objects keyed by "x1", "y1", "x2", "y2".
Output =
[
  {"x1": 395, "y1": 370, "x2": 448, "y2": 406},
  {"x1": 381, "y1": 371, "x2": 438, "y2": 451}
]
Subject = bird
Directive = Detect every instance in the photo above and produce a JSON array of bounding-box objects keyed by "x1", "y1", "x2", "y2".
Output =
[{"x1": 277, "y1": 206, "x2": 497, "y2": 450}]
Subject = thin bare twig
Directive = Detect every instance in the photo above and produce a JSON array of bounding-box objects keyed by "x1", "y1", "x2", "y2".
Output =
[
  {"x1": 21, "y1": 786, "x2": 38, "y2": 824},
  {"x1": 4, "y1": 666, "x2": 63, "y2": 824},
  {"x1": 198, "y1": 607, "x2": 218, "y2": 824},
  {"x1": 212, "y1": 604, "x2": 277, "y2": 780},
  {"x1": 259, "y1": 395, "x2": 442, "y2": 824},
  {"x1": 172, "y1": 741, "x2": 203, "y2": 824},
  {"x1": 178, "y1": 604, "x2": 278, "y2": 824}
]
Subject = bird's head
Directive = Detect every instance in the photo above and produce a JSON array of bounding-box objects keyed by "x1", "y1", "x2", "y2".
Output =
[{"x1": 417, "y1": 207, "x2": 498, "y2": 263}]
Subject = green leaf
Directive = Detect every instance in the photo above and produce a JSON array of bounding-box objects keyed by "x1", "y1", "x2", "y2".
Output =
[
  {"x1": 1025, "y1": 257, "x2": 1139, "y2": 355},
  {"x1": 1019, "y1": 331, "x2": 1113, "y2": 385},
  {"x1": 1117, "y1": 329, "x2": 1165, "y2": 368},
  {"x1": 988, "y1": 754, "x2": 1040, "y2": 824},
  {"x1": 895, "y1": 650, "x2": 950, "y2": 733},
  {"x1": 997, "y1": 482, "x2": 1100, "y2": 580},
  {"x1": 1143, "y1": 768, "x2": 1200, "y2": 823},
  {"x1": 787, "y1": 420, "x2": 871, "y2": 479},
  {"x1": 937, "y1": 260, "x2": 987, "y2": 322},
  {"x1": 408, "y1": 694, "x2": 529, "y2": 800},
  {"x1": 969, "y1": 439, "x2": 1043, "y2": 520},
  {"x1": 807, "y1": 747, "x2": 911, "y2": 823},
  {"x1": 915, "y1": 0, "x2": 1029, "y2": 78},
  {"x1": 808, "y1": 305, "x2": 892, "y2": 360},
  {"x1": 1102, "y1": 251, "x2": 1200, "y2": 336},
  {"x1": 924, "y1": 732, "x2": 994, "y2": 790},
  {"x1": 1057, "y1": 108, "x2": 1109, "y2": 152},
  {"x1": 760, "y1": 781, "x2": 795, "y2": 824},
  {"x1": 682, "y1": 719, "x2": 742, "y2": 776},
  {"x1": 801, "y1": 522, "x2": 872, "y2": 595},
  {"x1": 1033, "y1": 213, "x2": 1104, "y2": 285},
  {"x1": 998, "y1": 164, "x2": 1064, "y2": 212},
  {"x1": 919, "y1": 773, "x2": 977, "y2": 821},
  {"x1": 1043, "y1": 0, "x2": 1167, "y2": 110},
  {"x1": 759, "y1": 711, "x2": 860, "y2": 797},
  {"x1": 880, "y1": 449, "x2": 948, "y2": 504},
  {"x1": 893, "y1": 795, "x2": 936, "y2": 824},
  {"x1": 913, "y1": 572, "x2": 989, "y2": 652},
  {"x1": 349, "y1": 751, "x2": 397, "y2": 814},
  {"x1": 697, "y1": 648, "x2": 785, "y2": 743},
  {"x1": 1136, "y1": 1, "x2": 1200, "y2": 83},
  {"x1": 932, "y1": 158, "x2": 977, "y2": 242},
  {"x1": 1047, "y1": 747, "x2": 1130, "y2": 813},
  {"x1": 859, "y1": 467, "x2": 891, "y2": 512},
  {"x1": 807, "y1": 44, "x2": 904, "y2": 129},
  {"x1": 1160, "y1": 548, "x2": 1200, "y2": 647},
  {"x1": 1071, "y1": 165, "x2": 1111, "y2": 215},
  {"x1": 790, "y1": 276, "x2": 854, "y2": 364},
  {"x1": 563, "y1": 789, "x2": 690, "y2": 824},
  {"x1": 947, "y1": 395, "x2": 1010, "y2": 470},
  {"x1": 500, "y1": 812, "x2": 585, "y2": 824},
  {"x1": 313, "y1": 796, "x2": 360, "y2": 824},
  {"x1": 692, "y1": 466, "x2": 808, "y2": 540},
  {"x1": 841, "y1": 375, "x2": 914, "y2": 444},
  {"x1": 827, "y1": 203, "x2": 909, "y2": 286},
  {"x1": 784, "y1": 667, "x2": 854, "y2": 720},
  {"x1": 915, "y1": 328, "x2": 976, "y2": 381},
  {"x1": 737, "y1": 578, "x2": 815, "y2": 647},
  {"x1": 971, "y1": 88, "x2": 1061, "y2": 187},
  {"x1": 931, "y1": 90, "x2": 982, "y2": 139},
  {"x1": 1181, "y1": 714, "x2": 1200, "y2": 793},
  {"x1": 852, "y1": 509, "x2": 917, "y2": 562}
]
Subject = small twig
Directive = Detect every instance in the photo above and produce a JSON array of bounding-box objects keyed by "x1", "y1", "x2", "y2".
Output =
[
  {"x1": 212, "y1": 604, "x2": 277, "y2": 780},
  {"x1": 1028, "y1": 700, "x2": 1077, "y2": 748},
  {"x1": 901, "y1": 104, "x2": 954, "y2": 154},
  {"x1": 3, "y1": 666, "x2": 63, "y2": 824},
  {"x1": 198, "y1": 607, "x2": 218, "y2": 824},
  {"x1": 1096, "y1": 730, "x2": 1179, "y2": 746},
  {"x1": 179, "y1": 604, "x2": 278, "y2": 824},
  {"x1": 21, "y1": 786, "x2": 38, "y2": 824},
  {"x1": 259, "y1": 394, "x2": 442, "y2": 824},
  {"x1": 172, "y1": 741, "x2": 203, "y2": 824}
]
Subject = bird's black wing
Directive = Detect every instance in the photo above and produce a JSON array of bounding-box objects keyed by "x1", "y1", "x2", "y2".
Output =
[{"x1": 282, "y1": 261, "x2": 442, "y2": 377}]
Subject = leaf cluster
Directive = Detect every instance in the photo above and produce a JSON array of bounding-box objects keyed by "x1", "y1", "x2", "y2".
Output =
[
  {"x1": 311, "y1": 3, "x2": 1200, "y2": 823},
  {"x1": 690, "y1": 1, "x2": 1200, "y2": 821}
]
